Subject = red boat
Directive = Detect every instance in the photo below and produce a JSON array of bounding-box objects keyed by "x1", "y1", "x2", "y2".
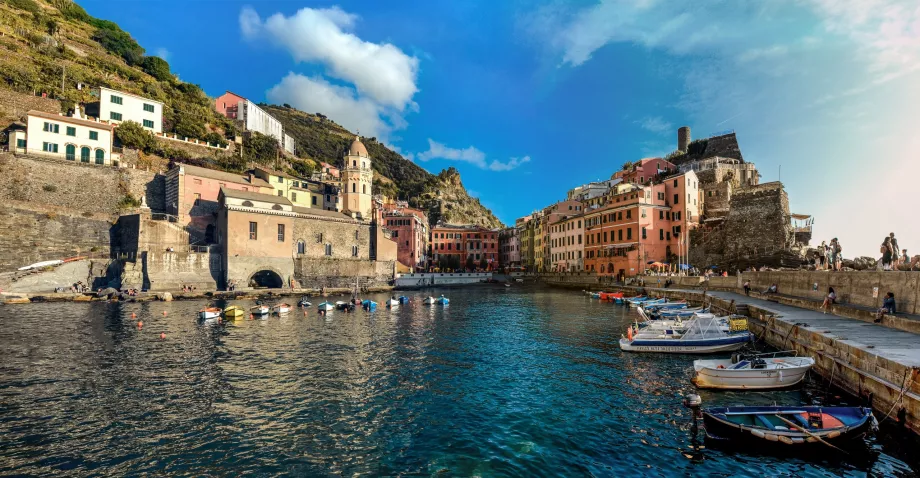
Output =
[{"x1": 599, "y1": 292, "x2": 624, "y2": 301}]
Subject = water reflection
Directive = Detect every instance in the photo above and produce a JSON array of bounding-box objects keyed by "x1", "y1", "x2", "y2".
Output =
[{"x1": 0, "y1": 287, "x2": 917, "y2": 476}]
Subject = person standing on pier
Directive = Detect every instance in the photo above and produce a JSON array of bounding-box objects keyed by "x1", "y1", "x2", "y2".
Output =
[{"x1": 889, "y1": 233, "x2": 900, "y2": 268}]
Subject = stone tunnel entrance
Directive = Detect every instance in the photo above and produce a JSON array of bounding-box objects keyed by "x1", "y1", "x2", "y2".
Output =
[{"x1": 249, "y1": 269, "x2": 283, "y2": 289}]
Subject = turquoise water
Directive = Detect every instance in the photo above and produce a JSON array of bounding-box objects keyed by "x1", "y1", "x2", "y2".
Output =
[{"x1": 0, "y1": 285, "x2": 917, "y2": 476}]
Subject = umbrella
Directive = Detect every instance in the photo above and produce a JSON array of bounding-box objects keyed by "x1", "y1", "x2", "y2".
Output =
[{"x1": 679, "y1": 264, "x2": 690, "y2": 270}]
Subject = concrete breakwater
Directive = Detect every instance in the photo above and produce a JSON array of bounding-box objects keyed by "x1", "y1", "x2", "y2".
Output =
[
  {"x1": 544, "y1": 277, "x2": 920, "y2": 435},
  {"x1": 2, "y1": 285, "x2": 394, "y2": 304}
]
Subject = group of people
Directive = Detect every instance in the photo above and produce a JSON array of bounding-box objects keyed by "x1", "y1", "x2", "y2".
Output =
[
  {"x1": 815, "y1": 238, "x2": 843, "y2": 271},
  {"x1": 181, "y1": 285, "x2": 197, "y2": 292},
  {"x1": 820, "y1": 286, "x2": 896, "y2": 323},
  {"x1": 880, "y1": 232, "x2": 908, "y2": 271}
]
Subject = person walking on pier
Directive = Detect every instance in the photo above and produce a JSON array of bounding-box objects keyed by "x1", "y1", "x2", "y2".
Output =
[
  {"x1": 743, "y1": 280, "x2": 751, "y2": 296},
  {"x1": 890, "y1": 233, "x2": 900, "y2": 268},
  {"x1": 881, "y1": 237, "x2": 894, "y2": 271},
  {"x1": 816, "y1": 241, "x2": 827, "y2": 270}
]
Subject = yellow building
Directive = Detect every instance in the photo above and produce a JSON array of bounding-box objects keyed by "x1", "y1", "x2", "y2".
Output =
[
  {"x1": 252, "y1": 166, "x2": 323, "y2": 209},
  {"x1": 534, "y1": 217, "x2": 544, "y2": 272}
]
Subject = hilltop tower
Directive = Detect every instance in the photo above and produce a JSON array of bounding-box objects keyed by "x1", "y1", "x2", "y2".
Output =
[
  {"x1": 342, "y1": 136, "x2": 373, "y2": 220},
  {"x1": 678, "y1": 126, "x2": 691, "y2": 152}
]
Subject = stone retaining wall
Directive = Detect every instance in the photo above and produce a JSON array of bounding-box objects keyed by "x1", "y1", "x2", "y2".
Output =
[
  {"x1": 0, "y1": 203, "x2": 112, "y2": 271},
  {"x1": 295, "y1": 257, "x2": 394, "y2": 289},
  {"x1": 0, "y1": 87, "x2": 61, "y2": 120}
]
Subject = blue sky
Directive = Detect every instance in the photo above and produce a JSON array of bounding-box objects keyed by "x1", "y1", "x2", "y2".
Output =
[{"x1": 80, "y1": 0, "x2": 920, "y2": 258}]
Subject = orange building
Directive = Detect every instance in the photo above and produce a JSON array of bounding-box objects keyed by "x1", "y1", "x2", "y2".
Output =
[
  {"x1": 584, "y1": 171, "x2": 700, "y2": 278},
  {"x1": 613, "y1": 158, "x2": 677, "y2": 185}
]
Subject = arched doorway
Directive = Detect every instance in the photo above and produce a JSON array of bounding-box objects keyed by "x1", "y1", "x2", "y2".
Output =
[
  {"x1": 249, "y1": 269, "x2": 283, "y2": 289},
  {"x1": 65, "y1": 144, "x2": 76, "y2": 161},
  {"x1": 80, "y1": 146, "x2": 90, "y2": 163},
  {"x1": 95, "y1": 148, "x2": 105, "y2": 164}
]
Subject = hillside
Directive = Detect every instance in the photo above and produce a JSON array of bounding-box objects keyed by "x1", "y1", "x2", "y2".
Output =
[
  {"x1": 263, "y1": 105, "x2": 503, "y2": 228},
  {"x1": 0, "y1": 0, "x2": 503, "y2": 228}
]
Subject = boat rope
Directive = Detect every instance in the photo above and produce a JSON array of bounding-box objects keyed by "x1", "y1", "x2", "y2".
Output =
[
  {"x1": 824, "y1": 360, "x2": 836, "y2": 402},
  {"x1": 878, "y1": 367, "x2": 915, "y2": 425},
  {"x1": 781, "y1": 323, "x2": 799, "y2": 350}
]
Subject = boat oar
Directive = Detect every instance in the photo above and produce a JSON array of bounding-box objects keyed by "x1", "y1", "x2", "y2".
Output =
[{"x1": 772, "y1": 414, "x2": 847, "y2": 454}]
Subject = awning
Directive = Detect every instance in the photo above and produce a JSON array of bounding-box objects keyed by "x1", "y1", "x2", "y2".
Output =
[
  {"x1": 790, "y1": 213, "x2": 811, "y2": 220},
  {"x1": 604, "y1": 242, "x2": 638, "y2": 249}
]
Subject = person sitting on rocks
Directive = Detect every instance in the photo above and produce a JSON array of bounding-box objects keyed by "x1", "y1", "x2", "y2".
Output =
[
  {"x1": 875, "y1": 292, "x2": 896, "y2": 323},
  {"x1": 763, "y1": 283, "x2": 778, "y2": 295}
]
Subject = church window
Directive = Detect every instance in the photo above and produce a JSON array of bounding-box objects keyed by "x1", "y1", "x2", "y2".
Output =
[
  {"x1": 352, "y1": 245, "x2": 358, "y2": 257},
  {"x1": 352, "y1": 183, "x2": 356, "y2": 193},
  {"x1": 362, "y1": 184, "x2": 367, "y2": 194}
]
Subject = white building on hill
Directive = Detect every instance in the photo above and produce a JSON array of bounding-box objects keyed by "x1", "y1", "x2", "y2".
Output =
[
  {"x1": 90, "y1": 86, "x2": 163, "y2": 133},
  {"x1": 240, "y1": 100, "x2": 283, "y2": 142},
  {"x1": 12, "y1": 108, "x2": 115, "y2": 165}
]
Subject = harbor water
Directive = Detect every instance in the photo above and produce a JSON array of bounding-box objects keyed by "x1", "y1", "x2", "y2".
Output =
[{"x1": 0, "y1": 285, "x2": 917, "y2": 476}]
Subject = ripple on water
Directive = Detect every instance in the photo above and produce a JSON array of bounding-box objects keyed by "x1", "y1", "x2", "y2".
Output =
[{"x1": 0, "y1": 288, "x2": 917, "y2": 476}]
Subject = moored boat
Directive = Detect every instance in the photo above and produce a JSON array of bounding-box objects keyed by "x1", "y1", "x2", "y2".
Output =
[
  {"x1": 702, "y1": 405, "x2": 877, "y2": 446},
  {"x1": 199, "y1": 307, "x2": 221, "y2": 320},
  {"x1": 619, "y1": 316, "x2": 752, "y2": 353},
  {"x1": 423, "y1": 296, "x2": 436, "y2": 305},
  {"x1": 398, "y1": 296, "x2": 410, "y2": 304},
  {"x1": 362, "y1": 300, "x2": 377, "y2": 311},
  {"x1": 271, "y1": 303, "x2": 291, "y2": 315},
  {"x1": 250, "y1": 303, "x2": 270, "y2": 316},
  {"x1": 317, "y1": 302, "x2": 334, "y2": 312},
  {"x1": 599, "y1": 291, "x2": 624, "y2": 301},
  {"x1": 693, "y1": 353, "x2": 815, "y2": 389},
  {"x1": 298, "y1": 297, "x2": 312, "y2": 307},
  {"x1": 335, "y1": 301, "x2": 348, "y2": 310},
  {"x1": 436, "y1": 295, "x2": 449, "y2": 305},
  {"x1": 386, "y1": 298, "x2": 399, "y2": 307},
  {"x1": 223, "y1": 305, "x2": 245, "y2": 319}
]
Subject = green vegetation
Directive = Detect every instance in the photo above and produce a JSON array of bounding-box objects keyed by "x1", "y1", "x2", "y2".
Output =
[
  {"x1": 114, "y1": 120, "x2": 153, "y2": 150},
  {"x1": 4, "y1": 0, "x2": 40, "y2": 14},
  {"x1": 243, "y1": 132, "x2": 280, "y2": 165},
  {"x1": 141, "y1": 56, "x2": 170, "y2": 81},
  {"x1": 117, "y1": 194, "x2": 141, "y2": 209},
  {"x1": 42, "y1": 184, "x2": 56, "y2": 192},
  {"x1": 91, "y1": 19, "x2": 144, "y2": 65}
]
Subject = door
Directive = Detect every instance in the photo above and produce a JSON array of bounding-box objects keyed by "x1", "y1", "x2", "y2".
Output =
[
  {"x1": 80, "y1": 146, "x2": 90, "y2": 162},
  {"x1": 94, "y1": 149, "x2": 105, "y2": 164},
  {"x1": 65, "y1": 144, "x2": 76, "y2": 161}
]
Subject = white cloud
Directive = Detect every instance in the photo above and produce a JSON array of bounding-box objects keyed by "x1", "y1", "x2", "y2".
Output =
[
  {"x1": 637, "y1": 116, "x2": 672, "y2": 134},
  {"x1": 416, "y1": 139, "x2": 530, "y2": 172},
  {"x1": 737, "y1": 45, "x2": 788, "y2": 62},
  {"x1": 488, "y1": 156, "x2": 531, "y2": 172},
  {"x1": 239, "y1": 5, "x2": 419, "y2": 111},
  {"x1": 416, "y1": 139, "x2": 486, "y2": 167},
  {"x1": 266, "y1": 73, "x2": 393, "y2": 139},
  {"x1": 154, "y1": 48, "x2": 170, "y2": 61}
]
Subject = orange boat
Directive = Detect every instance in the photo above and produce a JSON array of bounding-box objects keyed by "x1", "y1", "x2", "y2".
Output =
[{"x1": 599, "y1": 292, "x2": 624, "y2": 301}]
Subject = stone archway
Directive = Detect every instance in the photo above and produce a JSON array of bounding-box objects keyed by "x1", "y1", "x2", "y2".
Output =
[{"x1": 249, "y1": 269, "x2": 283, "y2": 289}]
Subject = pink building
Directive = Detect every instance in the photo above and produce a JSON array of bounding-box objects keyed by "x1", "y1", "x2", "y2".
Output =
[
  {"x1": 383, "y1": 207, "x2": 429, "y2": 270},
  {"x1": 165, "y1": 163, "x2": 273, "y2": 243},
  {"x1": 215, "y1": 91, "x2": 246, "y2": 119},
  {"x1": 614, "y1": 158, "x2": 677, "y2": 185}
]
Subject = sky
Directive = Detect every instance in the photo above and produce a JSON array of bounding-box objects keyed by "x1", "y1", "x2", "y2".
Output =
[{"x1": 80, "y1": 0, "x2": 920, "y2": 258}]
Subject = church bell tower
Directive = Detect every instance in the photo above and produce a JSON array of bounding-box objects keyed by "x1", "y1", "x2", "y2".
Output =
[{"x1": 342, "y1": 136, "x2": 373, "y2": 220}]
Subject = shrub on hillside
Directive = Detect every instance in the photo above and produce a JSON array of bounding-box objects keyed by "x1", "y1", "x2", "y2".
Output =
[
  {"x1": 203, "y1": 132, "x2": 228, "y2": 147},
  {"x1": 115, "y1": 120, "x2": 154, "y2": 150},
  {"x1": 141, "y1": 56, "x2": 171, "y2": 81},
  {"x1": 243, "y1": 132, "x2": 280, "y2": 165},
  {"x1": 5, "y1": 0, "x2": 40, "y2": 15},
  {"x1": 91, "y1": 20, "x2": 145, "y2": 66},
  {"x1": 174, "y1": 114, "x2": 206, "y2": 140}
]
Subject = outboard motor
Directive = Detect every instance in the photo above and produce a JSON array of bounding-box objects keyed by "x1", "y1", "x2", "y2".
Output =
[
  {"x1": 731, "y1": 353, "x2": 741, "y2": 364},
  {"x1": 752, "y1": 358, "x2": 767, "y2": 369}
]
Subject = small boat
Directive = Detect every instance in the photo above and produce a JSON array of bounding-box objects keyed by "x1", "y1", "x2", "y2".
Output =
[
  {"x1": 693, "y1": 353, "x2": 816, "y2": 389},
  {"x1": 702, "y1": 405, "x2": 877, "y2": 446},
  {"x1": 589, "y1": 292, "x2": 601, "y2": 299},
  {"x1": 298, "y1": 297, "x2": 312, "y2": 307},
  {"x1": 335, "y1": 301, "x2": 348, "y2": 310},
  {"x1": 250, "y1": 303, "x2": 269, "y2": 316},
  {"x1": 223, "y1": 305, "x2": 245, "y2": 319},
  {"x1": 626, "y1": 296, "x2": 649, "y2": 306},
  {"x1": 386, "y1": 298, "x2": 399, "y2": 307},
  {"x1": 398, "y1": 296, "x2": 410, "y2": 304},
  {"x1": 436, "y1": 295, "x2": 449, "y2": 305},
  {"x1": 620, "y1": 316, "x2": 752, "y2": 353},
  {"x1": 317, "y1": 302, "x2": 334, "y2": 312},
  {"x1": 599, "y1": 291, "x2": 624, "y2": 301},
  {"x1": 199, "y1": 307, "x2": 221, "y2": 320},
  {"x1": 362, "y1": 300, "x2": 377, "y2": 311},
  {"x1": 272, "y1": 303, "x2": 291, "y2": 315},
  {"x1": 17, "y1": 259, "x2": 63, "y2": 271},
  {"x1": 515, "y1": 278, "x2": 524, "y2": 283},
  {"x1": 423, "y1": 296, "x2": 436, "y2": 305},
  {"x1": 504, "y1": 283, "x2": 511, "y2": 288}
]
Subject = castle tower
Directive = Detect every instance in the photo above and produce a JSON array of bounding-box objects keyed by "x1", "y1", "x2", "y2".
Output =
[
  {"x1": 678, "y1": 126, "x2": 691, "y2": 152},
  {"x1": 342, "y1": 136, "x2": 373, "y2": 220}
]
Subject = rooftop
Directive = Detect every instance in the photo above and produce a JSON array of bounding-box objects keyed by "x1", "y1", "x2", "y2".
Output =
[
  {"x1": 291, "y1": 206, "x2": 357, "y2": 221},
  {"x1": 28, "y1": 110, "x2": 115, "y2": 131},
  {"x1": 95, "y1": 86, "x2": 164, "y2": 106},
  {"x1": 220, "y1": 187, "x2": 292, "y2": 205},
  {"x1": 177, "y1": 163, "x2": 273, "y2": 189}
]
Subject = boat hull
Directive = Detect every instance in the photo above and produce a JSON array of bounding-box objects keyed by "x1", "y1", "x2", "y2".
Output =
[
  {"x1": 619, "y1": 333, "x2": 750, "y2": 353},
  {"x1": 693, "y1": 360, "x2": 813, "y2": 389},
  {"x1": 251, "y1": 307, "x2": 269, "y2": 315},
  {"x1": 199, "y1": 310, "x2": 221, "y2": 320},
  {"x1": 223, "y1": 306, "x2": 244, "y2": 318},
  {"x1": 317, "y1": 304, "x2": 334, "y2": 311},
  {"x1": 702, "y1": 406, "x2": 876, "y2": 447}
]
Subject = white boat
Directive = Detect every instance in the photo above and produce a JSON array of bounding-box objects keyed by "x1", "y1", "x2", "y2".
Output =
[
  {"x1": 198, "y1": 307, "x2": 221, "y2": 320},
  {"x1": 693, "y1": 354, "x2": 816, "y2": 389},
  {"x1": 317, "y1": 302, "x2": 334, "y2": 311},
  {"x1": 515, "y1": 278, "x2": 524, "y2": 283},
  {"x1": 619, "y1": 316, "x2": 752, "y2": 354},
  {"x1": 250, "y1": 304, "x2": 269, "y2": 316},
  {"x1": 423, "y1": 296, "x2": 436, "y2": 305},
  {"x1": 386, "y1": 298, "x2": 399, "y2": 307},
  {"x1": 17, "y1": 259, "x2": 63, "y2": 271},
  {"x1": 271, "y1": 303, "x2": 291, "y2": 315}
]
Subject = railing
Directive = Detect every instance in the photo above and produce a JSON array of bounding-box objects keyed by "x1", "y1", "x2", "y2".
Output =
[{"x1": 150, "y1": 213, "x2": 180, "y2": 223}]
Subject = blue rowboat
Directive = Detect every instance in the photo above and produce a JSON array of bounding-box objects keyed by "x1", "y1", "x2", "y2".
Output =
[
  {"x1": 362, "y1": 300, "x2": 377, "y2": 311},
  {"x1": 702, "y1": 405, "x2": 877, "y2": 446}
]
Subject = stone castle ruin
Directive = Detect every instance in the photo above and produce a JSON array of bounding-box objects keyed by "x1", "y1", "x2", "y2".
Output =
[{"x1": 665, "y1": 127, "x2": 810, "y2": 269}]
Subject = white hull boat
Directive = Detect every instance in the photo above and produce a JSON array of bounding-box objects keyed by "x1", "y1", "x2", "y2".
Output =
[
  {"x1": 272, "y1": 303, "x2": 291, "y2": 315},
  {"x1": 693, "y1": 355, "x2": 815, "y2": 389},
  {"x1": 198, "y1": 307, "x2": 221, "y2": 320},
  {"x1": 250, "y1": 305, "x2": 270, "y2": 316},
  {"x1": 423, "y1": 297, "x2": 436, "y2": 305},
  {"x1": 386, "y1": 299, "x2": 399, "y2": 307},
  {"x1": 317, "y1": 302, "x2": 334, "y2": 311},
  {"x1": 620, "y1": 316, "x2": 752, "y2": 354}
]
